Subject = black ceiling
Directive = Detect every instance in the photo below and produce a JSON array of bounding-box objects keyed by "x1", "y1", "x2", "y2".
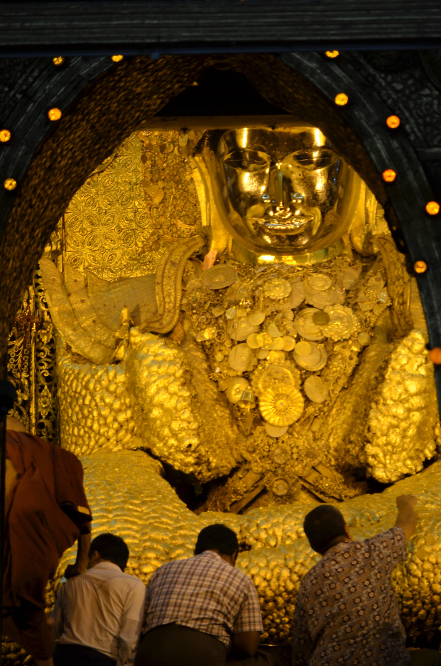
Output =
[{"x1": 1, "y1": 1, "x2": 441, "y2": 57}]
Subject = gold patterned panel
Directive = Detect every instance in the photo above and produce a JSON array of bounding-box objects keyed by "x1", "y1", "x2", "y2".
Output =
[{"x1": 60, "y1": 130, "x2": 203, "y2": 282}]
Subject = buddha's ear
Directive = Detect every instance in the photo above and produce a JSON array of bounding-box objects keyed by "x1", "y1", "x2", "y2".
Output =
[{"x1": 350, "y1": 179, "x2": 390, "y2": 257}]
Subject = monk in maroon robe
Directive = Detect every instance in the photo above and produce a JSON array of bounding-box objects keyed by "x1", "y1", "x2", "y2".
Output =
[{"x1": 2, "y1": 417, "x2": 92, "y2": 666}]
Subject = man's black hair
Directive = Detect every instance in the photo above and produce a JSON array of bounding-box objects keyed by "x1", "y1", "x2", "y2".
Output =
[
  {"x1": 194, "y1": 524, "x2": 239, "y2": 556},
  {"x1": 89, "y1": 533, "x2": 130, "y2": 571},
  {"x1": 303, "y1": 505, "x2": 347, "y2": 555}
]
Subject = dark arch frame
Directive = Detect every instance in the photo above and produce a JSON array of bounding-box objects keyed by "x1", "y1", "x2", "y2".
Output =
[{"x1": 0, "y1": 52, "x2": 440, "y2": 411}]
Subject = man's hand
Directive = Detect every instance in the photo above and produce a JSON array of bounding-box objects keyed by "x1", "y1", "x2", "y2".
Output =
[
  {"x1": 231, "y1": 631, "x2": 260, "y2": 658},
  {"x1": 396, "y1": 494, "x2": 417, "y2": 511},
  {"x1": 395, "y1": 494, "x2": 418, "y2": 541},
  {"x1": 64, "y1": 564, "x2": 85, "y2": 579}
]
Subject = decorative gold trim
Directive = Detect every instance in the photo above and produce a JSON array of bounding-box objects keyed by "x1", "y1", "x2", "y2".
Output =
[{"x1": 140, "y1": 235, "x2": 206, "y2": 334}]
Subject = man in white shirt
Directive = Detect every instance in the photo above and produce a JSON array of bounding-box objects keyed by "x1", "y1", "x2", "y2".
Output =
[{"x1": 52, "y1": 533, "x2": 145, "y2": 666}]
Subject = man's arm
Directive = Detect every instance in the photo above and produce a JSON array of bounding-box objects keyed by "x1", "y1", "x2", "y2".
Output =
[
  {"x1": 64, "y1": 523, "x2": 91, "y2": 579},
  {"x1": 231, "y1": 580, "x2": 263, "y2": 658},
  {"x1": 118, "y1": 580, "x2": 146, "y2": 666},
  {"x1": 395, "y1": 494, "x2": 417, "y2": 541},
  {"x1": 50, "y1": 584, "x2": 65, "y2": 641}
]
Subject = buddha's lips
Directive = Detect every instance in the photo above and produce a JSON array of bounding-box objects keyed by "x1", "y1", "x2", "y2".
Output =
[{"x1": 253, "y1": 214, "x2": 313, "y2": 234}]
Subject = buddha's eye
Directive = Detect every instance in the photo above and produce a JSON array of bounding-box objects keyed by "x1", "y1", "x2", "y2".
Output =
[
  {"x1": 223, "y1": 149, "x2": 271, "y2": 172},
  {"x1": 285, "y1": 148, "x2": 338, "y2": 170}
]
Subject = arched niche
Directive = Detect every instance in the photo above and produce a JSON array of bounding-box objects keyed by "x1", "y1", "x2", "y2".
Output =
[{"x1": 0, "y1": 53, "x2": 439, "y2": 412}]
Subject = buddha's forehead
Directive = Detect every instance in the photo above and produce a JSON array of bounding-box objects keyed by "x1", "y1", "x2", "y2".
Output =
[{"x1": 217, "y1": 127, "x2": 330, "y2": 161}]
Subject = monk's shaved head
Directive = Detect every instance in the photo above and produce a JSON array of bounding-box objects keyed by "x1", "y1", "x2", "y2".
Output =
[{"x1": 6, "y1": 416, "x2": 27, "y2": 433}]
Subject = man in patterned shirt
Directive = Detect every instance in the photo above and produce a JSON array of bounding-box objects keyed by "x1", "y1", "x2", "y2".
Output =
[
  {"x1": 135, "y1": 524, "x2": 272, "y2": 666},
  {"x1": 291, "y1": 494, "x2": 429, "y2": 666}
]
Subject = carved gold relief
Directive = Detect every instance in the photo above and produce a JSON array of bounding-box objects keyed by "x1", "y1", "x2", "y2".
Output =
[{"x1": 7, "y1": 269, "x2": 58, "y2": 442}]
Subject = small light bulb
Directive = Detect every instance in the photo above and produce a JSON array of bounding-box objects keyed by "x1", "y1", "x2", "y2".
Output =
[
  {"x1": 334, "y1": 93, "x2": 348, "y2": 106},
  {"x1": 111, "y1": 55, "x2": 124, "y2": 62},
  {"x1": 386, "y1": 115, "x2": 400, "y2": 129},
  {"x1": 325, "y1": 50, "x2": 339, "y2": 58},
  {"x1": 414, "y1": 260, "x2": 427, "y2": 274},
  {"x1": 382, "y1": 169, "x2": 396, "y2": 183},
  {"x1": 4, "y1": 178, "x2": 17, "y2": 191},
  {"x1": 426, "y1": 201, "x2": 440, "y2": 215},
  {"x1": 53, "y1": 56, "x2": 65, "y2": 66},
  {"x1": 429, "y1": 347, "x2": 441, "y2": 365},
  {"x1": 0, "y1": 129, "x2": 11, "y2": 143},
  {"x1": 48, "y1": 108, "x2": 62, "y2": 121}
]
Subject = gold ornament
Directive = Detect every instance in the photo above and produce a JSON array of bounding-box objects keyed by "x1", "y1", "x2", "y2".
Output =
[
  {"x1": 254, "y1": 332, "x2": 272, "y2": 349},
  {"x1": 267, "y1": 350, "x2": 286, "y2": 364},
  {"x1": 294, "y1": 341, "x2": 312, "y2": 357},
  {"x1": 252, "y1": 361, "x2": 300, "y2": 398},
  {"x1": 246, "y1": 333, "x2": 261, "y2": 350},
  {"x1": 229, "y1": 344, "x2": 255, "y2": 372},
  {"x1": 294, "y1": 342, "x2": 327, "y2": 371},
  {"x1": 269, "y1": 337, "x2": 284, "y2": 351},
  {"x1": 271, "y1": 478, "x2": 290, "y2": 496},
  {"x1": 263, "y1": 278, "x2": 292, "y2": 300},
  {"x1": 321, "y1": 304, "x2": 359, "y2": 341},
  {"x1": 304, "y1": 376, "x2": 329, "y2": 403},
  {"x1": 282, "y1": 335, "x2": 296, "y2": 351},
  {"x1": 312, "y1": 311, "x2": 330, "y2": 326},
  {"x1": 228, "y1": 318, "x2": 258, "y2": 341},
  {"x1": 358, "y1": 332, "x2": 371, "y2": 346},
  {"x1": 226, "y1": 377, "x2": 250, "y2": 404},
  {"x1": 306, "y1": 273, "x2": 333, "y2": 291},
  {"x1": 247, "y1": 310, "x2": 266, "y2": 326},
  {"x1": 266, "y1": 321, "x2": 283, "y2": 338},
  {"x1": 288, "y1": 281, "x2": 305, "y2": 308},
  {"x1": 294, "y1": 308, "x2": 325, "y2": 341},
  {"x1": 258, "y1": 386, "x2": 304, "y2": 426},
  {"x1": 265, "y1": 423, "x2": 288, "y2": 438},
  {"x1": 202, "y1": 264, "x2": 237, "y2": 290}
]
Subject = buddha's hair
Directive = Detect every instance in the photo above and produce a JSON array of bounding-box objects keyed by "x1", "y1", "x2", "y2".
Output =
[
  {"x1": 194, "y1": 129, "x2": 226, "y2": 156},
  {"x1": 303, "y1": 505, "x2": 347, "y2": 554},
  {"x1": 194, "y1": 523, "x2": 239, "y2": 556}
]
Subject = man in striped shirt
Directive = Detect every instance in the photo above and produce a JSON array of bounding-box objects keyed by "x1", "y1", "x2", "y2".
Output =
[{"x1": 135, "y1": 524, "x2": 273, "y2": 666}]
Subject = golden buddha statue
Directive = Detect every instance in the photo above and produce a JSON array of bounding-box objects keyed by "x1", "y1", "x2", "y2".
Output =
[{"x1": 40, "y1": 125, "x2": 440, "y2": 643}]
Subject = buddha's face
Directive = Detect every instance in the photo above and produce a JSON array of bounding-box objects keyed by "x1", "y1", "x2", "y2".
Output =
[{"x1": 215, "y1": 127, "x2": 354, "y2": 256}]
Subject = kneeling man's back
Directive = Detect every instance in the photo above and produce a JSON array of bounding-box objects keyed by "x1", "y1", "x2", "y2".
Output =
[
  {"x1": 136, "y1": 523, "x2": 264, "y2": 666},
  {"x1": 292, "y1": 497, "x2": 418, "y2": 666}
]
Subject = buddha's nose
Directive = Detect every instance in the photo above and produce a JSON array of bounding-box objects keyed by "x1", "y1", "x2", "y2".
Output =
[
  {"x1": 264, "y1": 164, "x2": 303, "y2": 210},
  {"x1": 275, "y1": 162, "x2": 285, "y2": 207}
]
